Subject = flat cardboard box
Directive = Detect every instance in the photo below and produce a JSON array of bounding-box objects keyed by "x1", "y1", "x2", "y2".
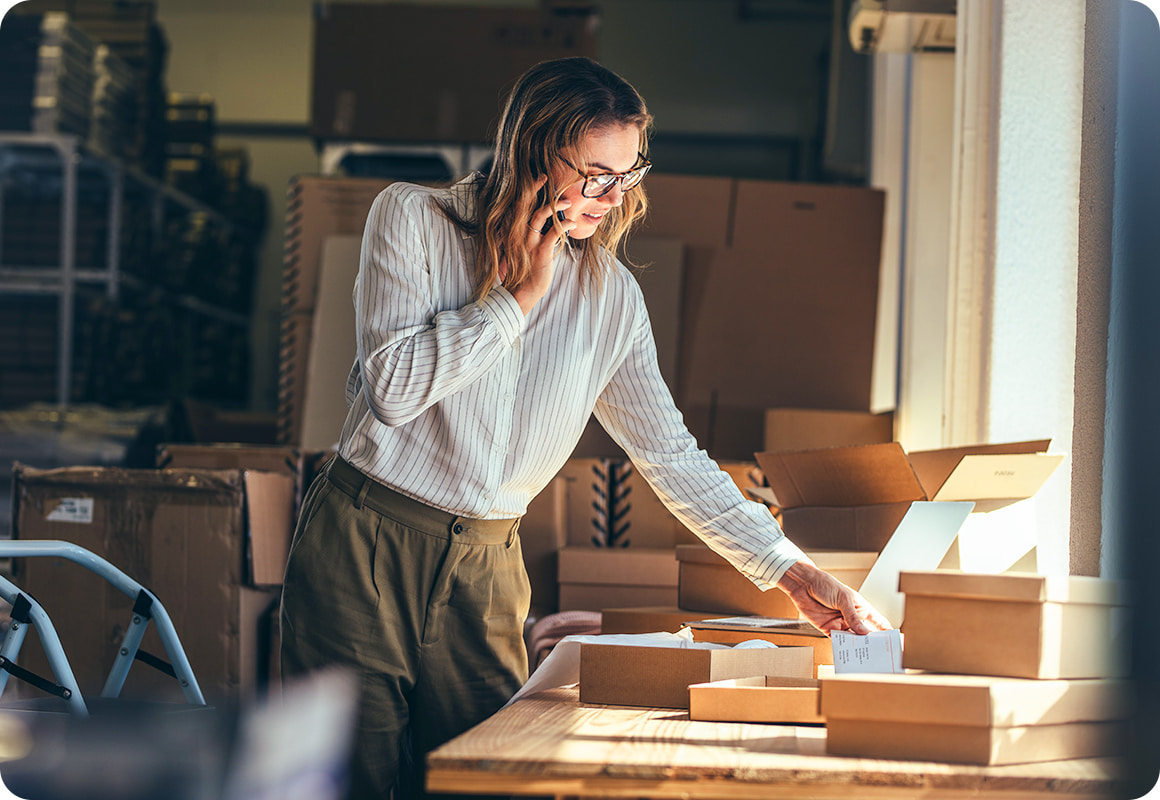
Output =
[
  {"x1": 600, "y1": 606, "x2": 720, "y2": 635},
  {"x1": 689, "y1": 676, "x2": 823, "y2": 725},
  {"x1": 311, "y1": 4, "x2": 597, "y2": 143},
  {"x1": 686, "y1": 618, "x2": 834, "y2": 673},
  {"x1": 899, "y1": 570, "x2": 1129, "y2": 679},
  {"x1": 764, "y1": 408, "x2": 895, "y2": 452},
  {"x1": 557, "y1": 547, "x2": 678, "y2": 613},
  {"x1": 11, "y1": 464, "x2": 284, "y2": 704},
  {"x1": 579, "y1": 642, "x2": 814, "y2": 709},
  {"x1": 676, "y1": 544, "x2": 875, "y2": 618},
  {"x1": 821, "y1": 672, "x2": 1130, "y2": 765}
]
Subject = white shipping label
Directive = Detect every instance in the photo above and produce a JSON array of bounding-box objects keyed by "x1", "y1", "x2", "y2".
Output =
[
  {"x1": 45, "y1": 498, "x2": 94, "y2": 524},
  {"x1": 830, "y1": 628, "x2": 904, "y2": 674}
]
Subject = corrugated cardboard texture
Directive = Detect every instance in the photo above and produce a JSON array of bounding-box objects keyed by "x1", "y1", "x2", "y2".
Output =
[
  {"x1": 12, "y1": 465, "x2": 281, "y2": 704},
  {"x1": 579, "y1": 642, "x2": 813, "y2": 709},
  {"x1": 557, "y1": 547, "x2": 679, "y2": 613},
  {"x1": 279, "y1": 176, "x2": 395, "y2": 445},
  {"x1": 689, "y1": 676, "x2": 823, "y2": 724},
  {"x1": 757, "y1": 443, "x2": 925, "y2": 509},
  {"x1": 899, "y1": 572, "x2": 1128, "y2": 679},
  {"x1": 600, "y1": 606, "x2": 719, "y2": 635},
  {"x1": 311, "y1": 4, "x2": 597, "y2": 143},
  {"x1": 764, "y1": 408, "x2": 895, "y2": 452},
  {"x1": 821, "y1": 673, "x2": 1130, "y2": 765},
  {"x1": 677, "y1": 544, "x2": 874, "y2": 617}
]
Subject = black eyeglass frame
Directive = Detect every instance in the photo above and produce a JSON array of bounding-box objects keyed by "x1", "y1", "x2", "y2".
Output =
[{"x1": 560, "y1": 152, "x2": 652, "y2": 198}]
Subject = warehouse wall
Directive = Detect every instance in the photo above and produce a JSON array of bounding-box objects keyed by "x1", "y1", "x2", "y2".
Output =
[{"x1": 154, "y1": 0, "x2": 846, "y2": 414}]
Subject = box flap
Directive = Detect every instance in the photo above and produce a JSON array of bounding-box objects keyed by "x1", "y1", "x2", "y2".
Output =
[
  {"x1": 907, "y1": 440, "x2": 1052, "y2": 498},
  {"x1": 820, "y1": 673, "x2": 1129, "y2": 727},
  {"x1": 898, "y1": 570, "x2": 1127, "y2": 606},
  {"x1": 157, "y1": 443, "x2": 303, "y2": 477},
  {"x1": 930, "y1": 453, "x2": 1064, "y2": 504},
  {"x1": 242, "y1": 471, "x2": 296, "y2": 587},
  {"x1": 756, "y1": 443, "x2": 926, "y2": 508}
]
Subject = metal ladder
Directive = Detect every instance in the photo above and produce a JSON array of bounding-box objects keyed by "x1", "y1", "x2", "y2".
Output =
[{"x1": 0, "y1": 540, "x2": 206, "y2": 716}]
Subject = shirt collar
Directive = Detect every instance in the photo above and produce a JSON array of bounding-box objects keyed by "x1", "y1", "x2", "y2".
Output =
[{"x1": 447, "y1": 173, "x2": 483, "y2": 240}]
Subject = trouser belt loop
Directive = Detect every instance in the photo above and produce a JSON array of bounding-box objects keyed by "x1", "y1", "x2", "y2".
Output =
[{"x1": 353, "y1": 475, "x2": 372, "y2": 510}]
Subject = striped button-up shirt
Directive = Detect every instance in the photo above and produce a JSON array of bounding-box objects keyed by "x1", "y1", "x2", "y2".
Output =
[{"x1": 339, "y1": 177, "x2": 804, "y2": 590}]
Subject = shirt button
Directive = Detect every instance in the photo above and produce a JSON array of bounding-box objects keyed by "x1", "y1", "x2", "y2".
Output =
[{"x1": 452, "y1": 522, "x2": 465, "y2": 535}]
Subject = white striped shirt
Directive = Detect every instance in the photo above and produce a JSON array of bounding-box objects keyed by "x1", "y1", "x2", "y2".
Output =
[{"x1": 338, "y1": 177, "x2": 805, "y2": 590}]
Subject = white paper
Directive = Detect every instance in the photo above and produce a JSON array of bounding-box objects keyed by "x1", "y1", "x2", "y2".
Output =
[
  {"x1": 830, "y1": 628, "x2": 903, "y2": 674},
  {"x1": 856, "y1": 500, "x2": 974, "y2": 626},
  {"x1": 505, "y1": 629, "x2": 774, "y2": 707}
]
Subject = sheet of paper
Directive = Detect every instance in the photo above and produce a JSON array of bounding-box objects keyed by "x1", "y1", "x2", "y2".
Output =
[
  {"x1": 856, "y1": 500, "x2": 974, "y2": 626},
  {"x1": 830, "y1": 628, "x2": 903, "y2": 674}
]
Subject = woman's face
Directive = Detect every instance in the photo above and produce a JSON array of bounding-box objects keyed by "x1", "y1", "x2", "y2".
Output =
[{"x1": 553, "y1": 123, "x2": 642, "y2": 240}]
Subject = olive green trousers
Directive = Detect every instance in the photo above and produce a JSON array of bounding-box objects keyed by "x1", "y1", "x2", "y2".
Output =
[{"x1": 280, "y1": 456, "x2": 530, "y2": 800}]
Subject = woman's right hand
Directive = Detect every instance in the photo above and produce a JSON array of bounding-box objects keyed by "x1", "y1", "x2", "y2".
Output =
[{"x1": 505, "y1": 177, "x2": 574, "y2": 315}]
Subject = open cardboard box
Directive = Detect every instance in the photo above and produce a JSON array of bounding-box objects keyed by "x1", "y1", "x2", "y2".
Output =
[
  {"x1": 686, "y1": 618, "x2": 834, "y2": 675},
  {"x1": 600, "y1": 606, "x2": 721, "y2": 635},
  {"x1": 579, "y1": 641, "x2": 814, "y2": 709},
  {"x1": 899, "y1": 570, "x2": 1129, "y2": 679},
  {"x1": 676, "y1": 544, "x2": 876, "y2": 618},
  {"x1": 689, "y1": 675, "x2": 823, "y2": 725},
  {"x1": 820, "y1": 672, "x2": 1130, "y2": 765}
]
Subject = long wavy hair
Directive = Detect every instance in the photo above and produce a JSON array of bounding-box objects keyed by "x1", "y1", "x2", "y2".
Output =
[{"x1": 442, "y1": 57, "x2": 653, "y2": 300}]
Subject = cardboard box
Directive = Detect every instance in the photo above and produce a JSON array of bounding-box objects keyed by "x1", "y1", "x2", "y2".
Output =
[
  {"x1": 676, "y1": 544, "x2": 876, "y2": 618},
  {"x1": 672, "y1": 181, "x2": 886, "y2": 460},
  {"x1": 686, "y1": 618, "x2": 834, "y2": 674},
  {"x1": 579, "y1": 642, "x2": 814, "y2": 709},
  {"x1": 279, "y1": 176, "x2": 397, "y2": 446},
  {"x1": 821, "y1": 673, "x2": 1130, "y2": 765},
  {"x1": 764, "y1": 408, "x2": 894, "y2": 452},
  {"x1": 689, "y1": 676, "x2": 823, "y2": 725},
  {"x1": 11, "y1": 465, "x2": 284, "y2": 704},
  {"x1": 557, "y1": 547, "x2": 678, "y2": 612},
  {"x1": 753, "y1": 440, "x2": 1063, "y2": 553},
  {"x1": 311, "y1": 4, "x2": 598, "y2": 143},
  {"x1": 600, "y1": 606, "x2": 720, "y2": 635},
  {"x1": 899, "y1": 570, "x2": 1129, "y2": 679}
]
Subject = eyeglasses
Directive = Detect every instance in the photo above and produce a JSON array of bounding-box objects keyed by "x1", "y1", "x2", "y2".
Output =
[{"x1": 561, "y1": 153, "x2": 652, "y2": 198}]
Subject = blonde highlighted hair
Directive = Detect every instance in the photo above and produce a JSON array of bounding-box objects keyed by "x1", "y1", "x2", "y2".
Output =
[{"x1": 442, "y1": 57, "x2": 653, "y2": 299}]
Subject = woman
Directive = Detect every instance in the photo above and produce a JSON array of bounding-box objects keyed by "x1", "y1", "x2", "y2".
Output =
[{"x1": 281, "y1": 56, "x2": 889, "y2": 799}]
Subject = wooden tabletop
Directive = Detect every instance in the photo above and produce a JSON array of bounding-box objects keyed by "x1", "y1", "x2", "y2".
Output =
[{"x1": 426, "y1": 686, "x2": 1127, "y2": 799}]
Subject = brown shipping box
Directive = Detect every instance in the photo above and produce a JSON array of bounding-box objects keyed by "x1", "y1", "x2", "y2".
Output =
[
  {"x1": 311, "y1": 4, "x2": 597, "y2": 143},
  {"x1": 764, "y1": 407, "x2": 894, "y2": 452},
  {"x1": 279, "y1": 175, "x2": 397, "y2": 446},
  {"x1": 600, "y1": 606, "x2": 720, "y2": 635},
  {"x1": 899, "y1": 570, "x2": 1129, "y2": 679},
  {"x1": 689, "y1": 676, "x2": 823, "y2": 725},
  {"x1": 557, "y1": 547, "x2": 678, "y2": 612},
  {"x1": 11, "y1": 465, "x2": 285, "y2": 704},
  {"x1": 686, "y1": 618, "x2": 834, "y2": 674},
  {"x1": 579, "y1": 642, "x2": 814, "y2": 709},
  {"x1": 659, "y1": 180, "x2": 885, "y2": 461},
  {"x1": 821, "y1": 673, "x2": 1130, "y2": 765},
  {"x1": 676, "y1": 543, "x2": 875, "y2": 618},
  {"x1": 753, "y1": 440, "x2": 1062, "y2": 553}
]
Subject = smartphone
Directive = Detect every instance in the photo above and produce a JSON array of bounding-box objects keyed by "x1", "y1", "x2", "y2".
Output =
[{"x1": 540, "y1": 210, "x2": 566, "y2": 235}]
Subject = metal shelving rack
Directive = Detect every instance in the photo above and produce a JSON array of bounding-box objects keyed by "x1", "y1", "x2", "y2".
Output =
[{"x1": 0, "y1": 131, "x2": 249, "y2": 407}]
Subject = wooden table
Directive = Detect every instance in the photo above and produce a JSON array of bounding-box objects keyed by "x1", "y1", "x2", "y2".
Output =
[{"x1": 426, "y1": 687, "x2": 1127, "y2": 799}]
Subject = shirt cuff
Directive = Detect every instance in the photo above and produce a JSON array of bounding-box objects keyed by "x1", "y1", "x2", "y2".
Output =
[
  {"x1": 742, "y1": 534, "x2": 808, "y2": 591},
  {"x1": 477, "y1": 286, "x2": 525, "y2": 346}
]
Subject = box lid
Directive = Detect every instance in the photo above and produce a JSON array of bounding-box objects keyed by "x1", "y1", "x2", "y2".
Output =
[
  {"x1": 898, "y1": 570, "x2": 1127, "y2": 606},
  {"x1": 156, "y1": 443, "x2": 303, "y2": 477},
  {"x1": 907, "y1": 440, "x2": 1062, "y2": 505},
  {"x1": 820, "y1": 673, "x2": 1129, "y2": 727},
  {"x1": 756, "y1": 443, "x2": 925, "y2": 509}
]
